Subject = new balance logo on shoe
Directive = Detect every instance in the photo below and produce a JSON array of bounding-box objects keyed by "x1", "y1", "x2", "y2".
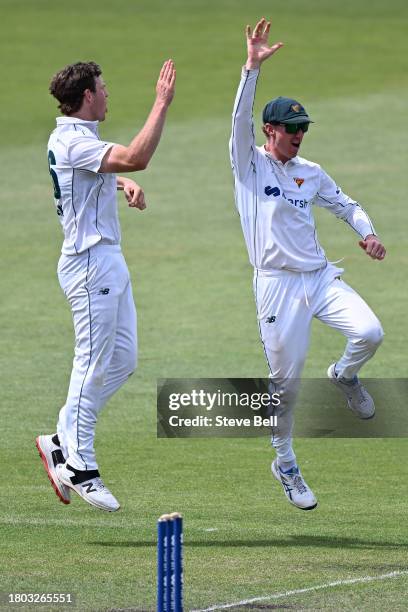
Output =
[
  {"x1": 98, "y1": 288, "x2": 110, "y2": 295},
  {"x1": 56, "y1": 465, "x2": 120, "y2": 512},
  {"x1": 82, "y1": 482, "x2": 98, "y2": 494}
]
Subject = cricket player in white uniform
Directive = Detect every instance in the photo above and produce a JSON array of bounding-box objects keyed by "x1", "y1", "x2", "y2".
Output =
[
  {"x1": 36, "y1": 59, "x2": 176, "y2": 512},
  {"x1": 230, "y1": 18, "x2": 386, "y2": 510}
]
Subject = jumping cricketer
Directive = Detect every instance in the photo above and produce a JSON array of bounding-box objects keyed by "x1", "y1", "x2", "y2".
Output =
[
  {"x1": 230, "y1": 18, "x2": 386, "y2": 510},
  {"x1": 36, "y1": 59, "x2": 176, "y2": 512}
]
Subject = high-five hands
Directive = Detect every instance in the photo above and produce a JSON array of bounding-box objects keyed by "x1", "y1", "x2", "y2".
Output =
[{"x1": 246, "y1": 17, "x2": 283, "y2": 70}]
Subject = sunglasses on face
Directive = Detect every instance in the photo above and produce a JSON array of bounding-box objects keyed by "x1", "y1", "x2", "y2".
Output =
[{"x1": 280, "y1": 122, "x2": 310, "y2": 134}]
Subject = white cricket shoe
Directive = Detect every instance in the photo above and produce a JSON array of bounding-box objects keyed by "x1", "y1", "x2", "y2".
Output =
[
  {"x1": 271, "y1": 460, "x2": 317, "y2": 511},
  {"x1": 36, "y1": 434, "x2": 70, "y2": 505},
  {"x1": 56, "y1": 463, "x2": 120, "y2": 512},
  {"x1": 327, "y1": 363, "x2": 375, "y2": 419}
]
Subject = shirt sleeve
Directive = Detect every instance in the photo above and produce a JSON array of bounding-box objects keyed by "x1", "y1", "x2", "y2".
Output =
[
  {"x1": 314, "y1": 167, "x2": 377, "y2": 239},
  {"x1": 229, "y1": 67, "x2": 260, "y2": 181},
  {"x1": 66, "y1": 135, "x2": 115, "y2": 173}
]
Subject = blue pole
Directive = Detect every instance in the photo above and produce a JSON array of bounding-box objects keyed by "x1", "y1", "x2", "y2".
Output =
[
  {"x1": 158, "y1": 513, "x2": 183, "y2": 611},
  {"x1": 165, "y1": 517, "x2": 174, "y2": 612},
  {"x1": 157, "y1": 517, "x2": 167, "y2": 612},
  {"x1": 173, "y1": 515, "x2": 183, "y2": 612}
]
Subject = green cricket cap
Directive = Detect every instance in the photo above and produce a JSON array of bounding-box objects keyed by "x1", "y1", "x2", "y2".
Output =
[{"x1": 262, "y1": 96, "x2": 313, "y2": 124}]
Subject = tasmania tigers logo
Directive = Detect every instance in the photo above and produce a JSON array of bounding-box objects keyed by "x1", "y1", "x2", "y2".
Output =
[{"x1": 294, "y1": 177, "x2": 304, "y2": 188}]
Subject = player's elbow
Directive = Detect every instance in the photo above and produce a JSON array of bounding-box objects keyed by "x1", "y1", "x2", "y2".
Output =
[
  {"x1": 133, "y1": 157, "x2": 148, "y2": 171},
  {"x1": 100, "y1": 145, "x2": 149, "y2": 173},
  {"x1": 121, "y1": 151, "x2": 149, "y2": 171}
]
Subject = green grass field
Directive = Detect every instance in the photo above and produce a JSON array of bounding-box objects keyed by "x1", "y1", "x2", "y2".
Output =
[{"x1": 1, "y1": 0, "x2": 408, "y2": 610}]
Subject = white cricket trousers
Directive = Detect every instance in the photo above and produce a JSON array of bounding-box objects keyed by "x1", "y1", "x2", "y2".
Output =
[
  {"x1": 56, "y1": 244, "x2": 137, "y2": 471},
  {"x1": 254, "y1": 263, "x2": 384, "y2": 466}
]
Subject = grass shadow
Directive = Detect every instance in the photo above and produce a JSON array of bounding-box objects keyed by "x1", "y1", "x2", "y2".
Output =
[{"x1": 87, "y1": 535, "x2": 408, "y2": 550}]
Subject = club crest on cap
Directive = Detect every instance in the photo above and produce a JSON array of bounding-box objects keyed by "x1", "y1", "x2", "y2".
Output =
[
  {"x1": 294, "y1": 178, "x2": 304, "y2": 188},
  {"x1": 291, "y1": 104, "x2": 301, "y2": 113}
]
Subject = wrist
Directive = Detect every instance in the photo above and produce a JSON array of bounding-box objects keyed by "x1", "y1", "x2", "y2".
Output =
[
  {"x1": 245, "y1": 59, "x2": 260, "y2": 70},
  {"x1": 153, "y1": 97, "x2": 170, "y2": 112}
]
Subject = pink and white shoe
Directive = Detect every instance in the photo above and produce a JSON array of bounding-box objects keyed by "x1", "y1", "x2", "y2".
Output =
[{"x1": 36, "y1": 434, "x2": 70, "y2": 504}]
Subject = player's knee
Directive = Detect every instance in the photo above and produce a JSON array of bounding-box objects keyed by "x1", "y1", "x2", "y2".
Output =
[{"x1": 361, "y1": 321, "x2": 384, "y2": 348}]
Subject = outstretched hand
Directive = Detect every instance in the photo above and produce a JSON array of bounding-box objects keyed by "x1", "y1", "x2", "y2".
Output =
[
  {"x1": 156, "y1": 59, "x2": 176, "y2": 107},
  {"x1": 358, "y1": 235, "x2": 386, "y2": 260},
  {"x1": 246, "y1": 17, "x2": 283, "y2": 70}
]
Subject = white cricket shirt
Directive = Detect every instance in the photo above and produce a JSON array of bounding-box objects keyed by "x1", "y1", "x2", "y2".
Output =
[
  {"x1": 47, "y1": 116, "x2": 119, "y2": 255},
  {"x1": 229, "y1": 68, "x2": 376, "y2": 272}
]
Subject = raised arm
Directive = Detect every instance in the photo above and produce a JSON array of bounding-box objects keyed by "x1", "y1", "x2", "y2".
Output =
[
  {"x1": 99, "y1": 60, "x2": 176, "y2": 173},
  {"x1": 230, "y1": 18, "x2": 283, "y2": 180}
]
